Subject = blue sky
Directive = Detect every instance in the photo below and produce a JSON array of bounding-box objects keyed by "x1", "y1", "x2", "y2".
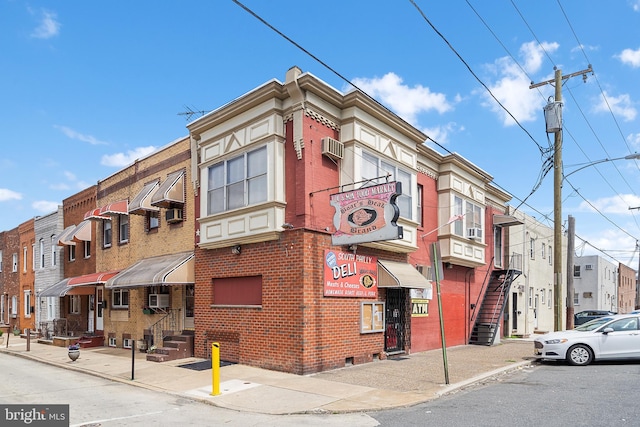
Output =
[{"x1": 2, "y1": 0, "x2": 640, "y2": 268}]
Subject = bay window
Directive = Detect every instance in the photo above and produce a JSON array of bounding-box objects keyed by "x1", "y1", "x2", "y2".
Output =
[
  {"x1": 453, "y1": 196, "x2": 483, "y2": 239},
  {"x1": 361, "y1": 151, "x2": 413, "y2": 220},
  {"x1": 207, "y1": 146, "x2": 267, "y2": 215}
]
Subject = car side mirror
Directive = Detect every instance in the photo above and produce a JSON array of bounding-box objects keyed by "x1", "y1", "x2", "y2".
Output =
[{"x1": 602, "y1": 327, "x2": 614, "y2": 334}]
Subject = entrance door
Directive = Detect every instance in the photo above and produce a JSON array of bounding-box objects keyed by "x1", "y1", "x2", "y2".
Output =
[
  {"x1": 88, "y1": 295, "x2": 95, "y2": 333},
  {"x1": 184, "y1": 284, "x2": 194, "y2": 330},
  {"x1": 384, "y1": 289, "x2": 405, "y2": 353},
  {"x1": 512, "y1": 292, "x2": 518, "y2": 330},
  {"x1": 96, "y1": 287, "x2": 104, "y2": 332},
  {"x1": 534, "y1": 294, "x2": 539, "y2": 330}
]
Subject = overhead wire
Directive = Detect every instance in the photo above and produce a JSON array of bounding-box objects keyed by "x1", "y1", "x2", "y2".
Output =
[{"x1": 231, "y1": 0, "x2": 634, "y2": 266}]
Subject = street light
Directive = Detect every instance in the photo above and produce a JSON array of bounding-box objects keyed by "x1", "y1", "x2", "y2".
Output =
[{"x1": 559, "y1": 152, "x2": 640, "y2": 330}]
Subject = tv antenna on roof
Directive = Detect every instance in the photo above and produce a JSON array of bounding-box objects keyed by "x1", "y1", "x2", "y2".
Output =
[{"x1": 177, "y1": 105, "x2": 209, "y2": 121}]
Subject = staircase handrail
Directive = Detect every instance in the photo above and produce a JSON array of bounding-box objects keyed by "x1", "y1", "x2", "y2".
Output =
[{"x1": 148, "y1": 308, "x2": 181, "y2": 347}]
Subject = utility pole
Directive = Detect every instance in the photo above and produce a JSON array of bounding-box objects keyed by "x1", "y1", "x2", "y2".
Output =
[
  {"x1": 530, "y1": 65, "x2": 592, "y2": 331},
  {"x1": 566, "y1": 215, "x2": 575, "y2": 329}
]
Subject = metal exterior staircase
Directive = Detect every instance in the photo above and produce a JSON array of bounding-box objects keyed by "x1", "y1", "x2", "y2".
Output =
[{"x1": 469, "y1": 266, "x2": 521, "y2": 346}]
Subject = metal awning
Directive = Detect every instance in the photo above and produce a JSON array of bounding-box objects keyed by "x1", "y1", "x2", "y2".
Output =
[
  {"x1": 71, "y1": 220, "x2": 92, "y2": 242},
  {"x1": 57, "y1": 225, "x2": 77, "y2": 246},
  {"x1": 378, "y1": 260, "x2": 432, "y2": 289},
  {"x1": 493, "y1": 214, "x2": 524, "y2": 227},
  {"x1": 38, "y1": 274, "x2": 110, "y2": 298},
  {"x1": 68, "y1": 270, "x2": 120, "y2": 286},
  {"x1": 84, "y1": 207, "x2": 110, "y2": 221},
  {"x1": 39, "y1": 278, "x2": 72, "y2": 297},
  {"x1": 129, "y1": 181, "x2": 160, "y2": 215},
  {"x1": 99, "y1": 200, "x2": 129, "y2": 216},
  {"x1": 106, "y1": 252, "x2": 194, "y2": 289},
  {"x1": 151, "y1": 170, "x2": 185, "y2": 208}
]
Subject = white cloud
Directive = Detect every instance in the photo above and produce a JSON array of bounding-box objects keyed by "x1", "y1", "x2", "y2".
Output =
[
  {"x1": 579, "y1": 227, "x2": 637, "y2": 266},
  {"x1": 32, "y1": 200, "x2": 60, "y2": 213},
  {"x1": 422, "y1": 122, "x2": 461, "y2": 145},
  {"x1": 101, "y1": 146, "x2": 157, "y2": 167},
  {"x1": 0, "y1": 189, "x2": 23, "y2": 202},
  {"x1": 350, "y1": 72, "x2": 454, "y2": 125},
  {"x1": 632, "y1": 0, "x2": 640, "y2": 12},
  {"x1": 579, "y1": 193, "x2": 640, "y2": 214},
  {"x1": 628, "y1": 133, "x2": 640, "y2": 151},
  {"x1": 617, "y1": 47, "x2": 640, "y2": 67},
  {"x1": 593, "y1": 91, "x2": 637, "y2": 121},
  {"x1": 54, "y1": 125, "x2": 108, "y2": 145},
  {"x1": 481, "y1": 41, "x2": 559, "y2": 126},
  {"x1": 30, "y1": 9, "x2": 61, "y2": 39}
]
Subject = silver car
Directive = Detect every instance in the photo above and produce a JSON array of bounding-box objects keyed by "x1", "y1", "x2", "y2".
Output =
[{"x1": 534, "y1": 314, "x2": 640, "y2": 366}]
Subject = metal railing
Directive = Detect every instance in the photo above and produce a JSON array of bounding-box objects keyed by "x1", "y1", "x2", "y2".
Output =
[{"x1": 148, "y1": 308, "x2": 181, "y2": 348}]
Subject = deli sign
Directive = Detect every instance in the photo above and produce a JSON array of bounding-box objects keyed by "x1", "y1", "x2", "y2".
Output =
[
  {"x1": 323, "y1": 250, "x2": 377, "y2": 298},
  {"x1": 330, "y1": 182, "x2": 403, "y2": 245}
]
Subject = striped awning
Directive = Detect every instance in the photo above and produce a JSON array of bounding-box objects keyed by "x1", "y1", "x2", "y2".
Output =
[
  {"x1": 38, "y1": 271, "x2": 118, "y2": 298},
  {"x1": 68, "y1": 270, "x2": 120, "y2": 286},
  {"x1": 129, "y1": 181, "x2": 160, "y2": 215},
  {"x1": 151, "y1": 171, "x2": 185, "y2": 208},
  {"x1": 377, "y1": 260, "x2": 432, "y2": 289},
  {"x1": 106, "y1": 252, "x2": 194, "y2": 289},
  {"x1": 85, "y1": 200, "x2": 129, "y2": 220}
]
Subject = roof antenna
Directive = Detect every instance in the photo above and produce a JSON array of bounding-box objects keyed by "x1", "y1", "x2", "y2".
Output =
[{"x1": 177, "y1": 105, "x2": 209, "y2": 121}]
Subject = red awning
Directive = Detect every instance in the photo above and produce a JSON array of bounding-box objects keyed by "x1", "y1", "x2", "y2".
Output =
[
  {"x1": 99, "y1": 200, "x2": 129, "y2": 216},
  {"x1": 84, "y1": 208, "x2": 109, "y2": 221},
  {"x1": 67, "y1": 270, "x2": 120, "y2": 286}
]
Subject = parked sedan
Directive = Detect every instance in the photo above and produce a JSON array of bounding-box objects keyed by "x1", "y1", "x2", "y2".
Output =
[
  {"x1": 534, "y1": 314, "x2": 640, "y2": 366},
  {"x1": 574, "y1": 310, "x2": 616, "y2": 325}
]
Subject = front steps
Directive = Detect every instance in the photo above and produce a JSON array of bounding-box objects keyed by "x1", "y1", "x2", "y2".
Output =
[{"x1": 146, "y1": 331, "x2": 194, "y2": 362}]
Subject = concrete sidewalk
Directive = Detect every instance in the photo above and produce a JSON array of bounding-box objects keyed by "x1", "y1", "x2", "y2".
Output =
[{"x1": 0, "y1": 337, "x2": 534, "y2": 415}]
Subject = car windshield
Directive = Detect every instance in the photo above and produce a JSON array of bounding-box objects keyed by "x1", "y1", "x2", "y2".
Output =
[{"x1": 575, "y1": 316, "x2": 616, "y2": 331}]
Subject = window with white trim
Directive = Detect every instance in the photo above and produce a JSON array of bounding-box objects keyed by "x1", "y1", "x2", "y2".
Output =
[
  {"x1": 111, "y1": 289, "x2": 129, "y2": 309},
  {"x1": 69, "y1": 244, "x2": 76, "y2": 262},
  {"x1": 207, "y1": 145, "x2": 267, "y2": 215},
  {"x1": 453, "y1": 196, "x2": 483, "y2": 239},
  {"x1": 103, "y1": 220, "x2": 112, "y2": 248},
  {"x1": 529, "y1": 238, "x2": 535, "y2": 260},
  {"x1": 23, "y1": 246, "x2": 27, "y2": 272},
  {"x1": 119, "y1": 215, "x2": 129, "y2": 243},
  {"x1": 39, "y1": 238, "x2": 45, "y2": 269},
  {"x1": 51, "y1": 235, "x2": 56, "y2": 267},
  {"x1": 548, "y1": 246, "x2": 552, "y2": 265},
  {"x1": 0, "y1": 249, "x2": 2, "y2": 272},
  {"x1": 24, "y1": 290, "x2": 32, "y2": 318},
  {"x1": 361, "y1": 151, "x2": 413, "y2": 220},
  {"x1": 70, "y1": 295, "x2": 81, "y2": 314},
  {"x1": 12, "y1": 253, "x2": 18, "y2": 272},
  {"x1": 528, "y1": 286, "x2": 534, "y2": 307},
  {"x1": 32, "y1": 244, "x2": 36, "y2": 271},
  {"x1": 83, "y1": 241, "x2": 91, "y2": 259},
  {"x1": 494, "y1": 226, "x2": 503, "y2": 267}
]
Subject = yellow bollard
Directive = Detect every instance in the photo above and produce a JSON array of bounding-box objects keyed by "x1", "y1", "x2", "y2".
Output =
[{"x1": 211, "y1": 342, "x2": 220, "y2": 396}]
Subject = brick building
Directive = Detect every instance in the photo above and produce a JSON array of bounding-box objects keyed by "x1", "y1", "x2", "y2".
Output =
[
  {"x1": 18, "y1": 219, "x2": 36, "y2": 333},
  {"x1": 188, "y1": 67, "x2": 518, "y2": 374}
]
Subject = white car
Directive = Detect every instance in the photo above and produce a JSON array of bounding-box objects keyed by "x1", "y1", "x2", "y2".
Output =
[{"x1": 534, "y1": 314, "x2": 640, "y2": 366}]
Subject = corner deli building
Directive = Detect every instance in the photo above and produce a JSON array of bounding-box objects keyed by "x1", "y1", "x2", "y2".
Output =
[{"x1": 189, "y1": 66, "x2": 511, "y2": 375}]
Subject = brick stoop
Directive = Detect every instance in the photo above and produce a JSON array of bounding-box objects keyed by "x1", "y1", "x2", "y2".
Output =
[{"x1": 146, "y1": 332, "x2": 194, "y2": 363}]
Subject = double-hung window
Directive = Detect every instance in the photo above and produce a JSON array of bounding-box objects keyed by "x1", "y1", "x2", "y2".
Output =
[
  {"x1": 119, "y1": 215, "x2": 129, "y2": 243},
  {"x1": 361, "y1": 151, "x2": 413, "y2": 220},
  {"x1": 112, "y1": 289, "x2": 129, "y2": 309},
  {"x1": 207, "y1": 146, "x2": 267, "y2": 215},
  {"x1": 453, "y1": 196, "x2": 483, "y2": 238},
  {"x1": 103, "y1": 220, "x2": 112, "y2": 248}
]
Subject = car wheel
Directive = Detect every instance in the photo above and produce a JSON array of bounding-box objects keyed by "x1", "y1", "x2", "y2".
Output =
[{"x1": 567, "y1": 344, "x2": 593, "y2": 366}]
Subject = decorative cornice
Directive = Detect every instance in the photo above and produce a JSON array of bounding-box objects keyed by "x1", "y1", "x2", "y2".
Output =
[{"x1": 417, "y1": 165, "x2": 438, "y2": 180}]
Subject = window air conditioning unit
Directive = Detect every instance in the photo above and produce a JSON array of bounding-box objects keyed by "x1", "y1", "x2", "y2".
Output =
[
  {"x1": 321, "y1": 137, "x2": 344, "y2": 160},
  {"x1": 585, "y1": 264, "x2": 593, "y2": 270},
  {"x1": 148, "y1": 294, "x2": 170, "y2": 308},
  {"x1": 165, "y1": 208, "x2": 183, "y2": 224},
  {"x1": 467, "y1": 227, "x2": 482, "y2": 240}
]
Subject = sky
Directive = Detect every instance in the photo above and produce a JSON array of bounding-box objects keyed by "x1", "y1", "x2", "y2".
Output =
[{"x1": 2, "y1": 0, "x2": 640, "y2": 268}]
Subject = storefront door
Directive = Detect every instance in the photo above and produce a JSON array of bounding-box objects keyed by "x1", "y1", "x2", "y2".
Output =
[{"x1": 385, "y1": 288, "x2": 406, "y2": 353}]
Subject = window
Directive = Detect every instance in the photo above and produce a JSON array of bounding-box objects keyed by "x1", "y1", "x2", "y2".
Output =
[
  {"x1": 39, "y1": 239, "x2": 45, "y2": 269},
  {"x1": 32, "y1": 244, "x2": 36, "y2": 271},
  {"x1": 108, "y1": 337, "x2": 117, "y2": 347},
  {"x1": 361, "y1": 151, "x2": 413, "y2": 220},
  {"x1": 119, "y1": 215, "x2": 129, "y2": 243},
  {"x1": 70, "y1": 295, "x2": 81, "y2": 314},
  {"x1": 147, "y1": 211, "x2": 159, "y2": 231},
  {"x1": 548, "y1": 290, "x2": 552, "y2": 308},
  {"x1": 213, "y1": 276, "x2": 262, "y2": 306},
  {"x1": 207, "y1": 146, "x2": 267, "y2": 215},
  {"x1": 46, "y1": 297, "x2": 55, "y2": 320},
  {"x1": 529, "y1": 238, "x2": 535, "y2": 260},
  {"x1": 528, "y1": 286, "x2": 534, "y2": 307},
  {"x1": 23, "y1": 246, "x2": 27, "y2": 272},
  {"x1": 103, "y1": 220, "x2": 112, "y2": 248},
  {"x1": 12, "y1": 253, "x2": 18, "y2": 272},
  {"x1": 24, "y1": 291, "x2": 32, "y2": 318},
  {"x1": 112, "y1": 289, "x2": 129, "y2": 308},
  {"x1": 548, "y1": 246, "x2": 552, "y2": 265},
  {"x1": 453, "y1": 196, "x2": 483, "y2": 239},
  {"x1": 574, "y1": 292, "x2": 579, "y2": 305},
  {"x1": 541, "y1": 244, "x2": 545, "y2": 259},
  {"x1": 123, "y1": 338, "x2": 133, "y2": 349},
  {"x1": 0, "y1": 249, "x2": 3, "y2": 271},
  {"x1": 51, "y1": 235, "x2": 56, "y2": 267},
  {"x1": 11, "y1": 295, "x2": 18, "y2": 316},
  {"x1": 69, "y1": 244, "x2": 76, "y2": 262},
  {"x1": 83, "y1": 241, "x2": 91, "y2": 259},
  {"x1": 574, "y1": 265, "x2": 581, "y2": 277},
  {"x1": 541, "y1": 289, "x2": 546, "y2": 305},
  {"x1": 417, "y1": 184, "x2": 423, "y2": 228}
]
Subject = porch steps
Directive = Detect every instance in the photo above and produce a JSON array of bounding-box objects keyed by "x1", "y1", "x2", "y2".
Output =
[{"x1": 146, "y1": 331, "x2": 194, "y2": 362}]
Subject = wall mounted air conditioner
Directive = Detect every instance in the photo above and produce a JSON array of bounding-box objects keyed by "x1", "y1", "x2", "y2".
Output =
[
  {"x1": 467, "y1": 227, "x2": 482, "y2": 240},
  {"x1": 321, "y1": 137, "x2": 344, "y2": 160},
  {"x1": 165, "y1": 208, "x2": 183, "y2": 224},
  {"x1": 148, "y1": 294, "x2": 170, "y2": 308}
]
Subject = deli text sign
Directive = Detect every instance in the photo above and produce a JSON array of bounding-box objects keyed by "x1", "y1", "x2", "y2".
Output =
[
  {"x1": 323, "y1": 250, "x2": 377, "y2": 298},
  {"x1": 330, "y1": 182, "x2": 403, "y2": 245}
]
